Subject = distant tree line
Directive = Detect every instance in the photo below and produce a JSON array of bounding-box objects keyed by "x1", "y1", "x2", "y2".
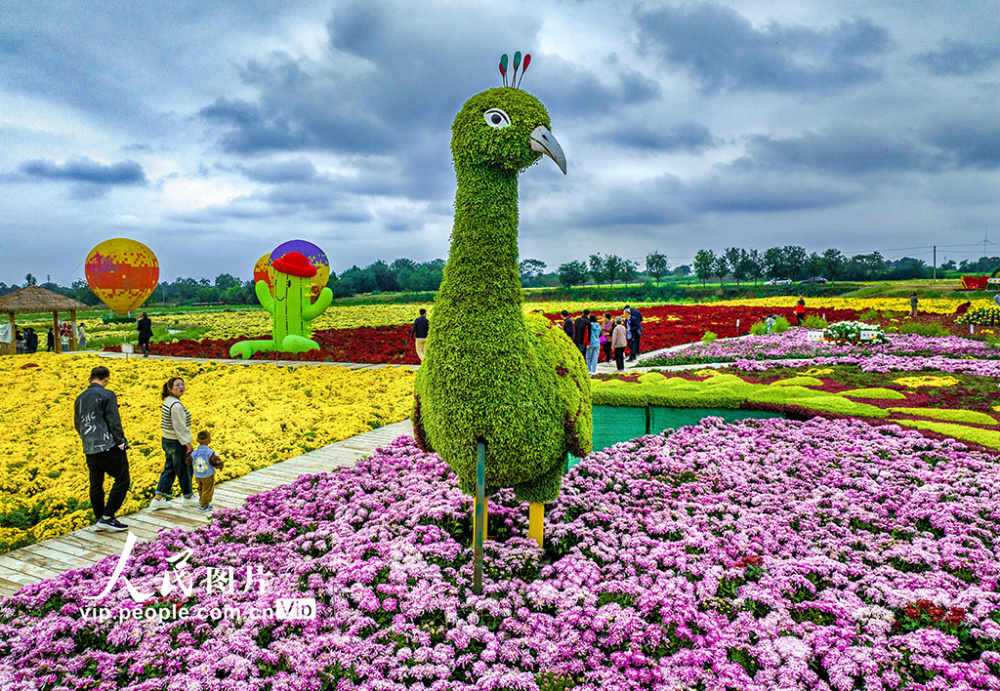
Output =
[
  {"x1": 0, "y1": 259, "x2": 449, "y2": 306},
  {"x1": 685, "y1": 247, "x2": 1000, "y2": 286},
  {"x1": 4, "y1": 250, "x2": 997, "y2": 306},
  {"x1": 548, "y1": 247, "x2": 1000, "y2": 289},
  {"x1": 549, "y1": 252, "x2": 691, "y2": 288}
]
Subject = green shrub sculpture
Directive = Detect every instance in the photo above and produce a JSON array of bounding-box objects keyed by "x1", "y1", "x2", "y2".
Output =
[{"x1": 412, "y1": 85, "x2": 592, "y2": 509}]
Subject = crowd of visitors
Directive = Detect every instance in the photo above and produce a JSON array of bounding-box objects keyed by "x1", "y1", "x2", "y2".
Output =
[{"x1": 559, "y1": 305, "x2": 642, "y2": 373}]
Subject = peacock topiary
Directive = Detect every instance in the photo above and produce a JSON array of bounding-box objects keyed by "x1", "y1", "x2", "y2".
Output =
[{"x1": 413, "y1": 56, "x2": 592, "y2": 546}]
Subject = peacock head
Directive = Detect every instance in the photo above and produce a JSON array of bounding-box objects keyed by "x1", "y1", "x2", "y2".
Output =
[{"x1": 451, "y1": 87, "x2": 566, "y2": 176}]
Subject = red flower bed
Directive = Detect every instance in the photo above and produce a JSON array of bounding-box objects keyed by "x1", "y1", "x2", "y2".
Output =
[
  {"x1": 548, "y1": 305, "x2": 861, "y2": 352},
  {"x1": 105, "y1": 305, "x2": 868, "y2": 363},
  {"x1": 107, "y1": 325, "x2": 420, "y2": 364}
]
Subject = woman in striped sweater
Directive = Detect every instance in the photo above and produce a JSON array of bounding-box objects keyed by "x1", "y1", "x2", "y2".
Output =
[{"x1": 151, "y1": 377, "x2": 196, "y2": 509}]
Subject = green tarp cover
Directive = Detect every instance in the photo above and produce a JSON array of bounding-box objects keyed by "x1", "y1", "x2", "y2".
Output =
[{"x1": 566, "y1": 406, "x2": 782, "y2": 469}]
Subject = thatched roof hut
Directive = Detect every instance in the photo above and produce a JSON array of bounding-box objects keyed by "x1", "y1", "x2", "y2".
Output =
[
  {"x1": 0, "y1": 285, "x2": 89, "y2": 355},
  {"x1": 0, "y1": 285, "x2": 88, "y2": 314}
]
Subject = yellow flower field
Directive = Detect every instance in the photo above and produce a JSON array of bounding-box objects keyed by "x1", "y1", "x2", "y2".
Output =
[
  {"x1": 179, "y1": 305, "x2": 434, "y2": 340},
  {"x1": 713, "y1": 297, "x2": 994, "y2": 314},
  {"x1": 0, "y1": 353, "x2": 415, "y2": 554}
]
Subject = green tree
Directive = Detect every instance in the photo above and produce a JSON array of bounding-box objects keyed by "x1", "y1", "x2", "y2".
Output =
[
  {"x1": 763, "y1": 247, "x2": 784, "y2": 279},
  {"x1": 745, "y1": 248, "x2": 764, "y2": 284},
  {"x1": 804, "y1": 252, "x2": 824, "y2": 278},
  {"x1": 196, "y1": 285, "x2": 218, "y2": 303},
  {"x1": 604, "y1": 254, "x2": 624, "y2": 285},
  {"x1": 712, "y1": 254, "x2": 729, "y2": 286},
  {"x1": 341, "y1": 266, "x2": 378, "y2": 294},
  {"x1": 23, "y1": 273, "x2": 37, "y2": 286},
  {"x1": 175, "y1": 277, "x2": 199, "y2": 302},
  {"x1": 519, "y1": 258, "x2": 546, "y2": 286},
  {"x1": 782, "y1": 245, "x2": 808, "y2": 281},
  {"x1": 822, "y1": 248, "x2": 845, "y2": 281},
  {"x1": 588, "y1": 254, "x2": 608, "y2": 287},
  {"x1": 557, "y1": 260, "x2": 589, "y2": 288},
  {"x1": 391, "y1": 258, "x2": 418, "y2": 290},
  {"x1": 724, "y1": 247, "x2": 744, "y2": 285},
  {"x1": 367, "y1": 260, "x2": 399, "y2": 292},
  {"x1": 214, "y1": 273, "x2": 240, "y2": 291},
  {"x1": 694, "y1": 249, "x2": 715, "y2": 286},
  {"x1": 71, "y1": 279, "x2": 99, "y2": 305},
  {"x1": 645, "y1": 251, "x2": 668, "y2": 284},
  {"x1": 620, "y1": 259, "x2": 639, "y2": 285}
]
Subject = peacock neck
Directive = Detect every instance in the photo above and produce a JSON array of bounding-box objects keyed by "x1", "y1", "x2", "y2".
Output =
[{"x1": 442, "y1": 165, "x2": 522, "y2": 305}]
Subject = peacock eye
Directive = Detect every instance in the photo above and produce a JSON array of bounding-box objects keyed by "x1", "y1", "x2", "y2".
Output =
[{"x1": 483, "y1": 108, "x2": 511, "y2": 129}]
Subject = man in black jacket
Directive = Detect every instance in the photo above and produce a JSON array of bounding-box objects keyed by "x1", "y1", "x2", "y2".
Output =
[
  {"x1": 410, "y1": 308, "x2": 430, "y2": 362},
  {"x1": 136, "y1": 312, "x2": 153, "y2": 357},
  {"x1": 25, "y1": 328, "x2": 38, "y2": 353},
  {"x1": 573, "y1": 309, "x2": 591, "y2": 356},
  {"x1": 74, "y1": 366, "x2": 130, "y2": 532},
  {"x1": 625, "y1": 305, "x2": 643, "y2": 361},
  {"x1": 561, "y1": 310, "x2": 574, "y2": 339}
]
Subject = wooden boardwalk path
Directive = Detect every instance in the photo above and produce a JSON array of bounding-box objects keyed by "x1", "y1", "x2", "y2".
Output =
[{"x1": 0, "y1": 419, "x2": 415, "y2": 598}]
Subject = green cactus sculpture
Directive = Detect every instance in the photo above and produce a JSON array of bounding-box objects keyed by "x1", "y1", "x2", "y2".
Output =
[
  {"x1": 230, "y1": 250, "x2": 333, "y2": 359},
  {"x1": 413, "y1": 82, "x2": 592, "y2": 545}
]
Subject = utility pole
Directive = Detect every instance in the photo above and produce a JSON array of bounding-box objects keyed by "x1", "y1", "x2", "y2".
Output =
[{"x1": 933, "y1": 246, "x2": 936, "y2": 283}]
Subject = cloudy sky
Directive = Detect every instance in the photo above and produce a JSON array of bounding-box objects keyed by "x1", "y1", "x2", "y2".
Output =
[{"x1": 2, "y1": 0, "x2": 999, "y2": 285}]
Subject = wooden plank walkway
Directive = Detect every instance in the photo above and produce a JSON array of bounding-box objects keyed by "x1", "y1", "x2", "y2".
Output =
[{"x1": 0, "y1": 419, "x2": 414, "y2": 597}]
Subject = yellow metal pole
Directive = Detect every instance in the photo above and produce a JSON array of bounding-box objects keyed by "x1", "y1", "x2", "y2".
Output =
[{"x1": 529, "y1": 502, "x2": 544, "y2": 548}]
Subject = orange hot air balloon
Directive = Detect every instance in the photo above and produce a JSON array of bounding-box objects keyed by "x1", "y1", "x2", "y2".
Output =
[
  {"x1": 253, "y1": 253, "x2": 276, "y2": 295},
  {"x1": 85, "y1": 239, "x2": 160, "y2": 314}
]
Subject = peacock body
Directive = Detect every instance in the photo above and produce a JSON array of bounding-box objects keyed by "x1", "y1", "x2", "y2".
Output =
[{"x1": 413, "y1": 86, "x2": 592, "y2": 504}]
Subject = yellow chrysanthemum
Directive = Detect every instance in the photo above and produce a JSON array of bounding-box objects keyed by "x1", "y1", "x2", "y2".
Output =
[
  {"x1": 894, "y1": 375, "x2": 961, "y2": 388},
  {"x1": 0, "y1": 353, "x2": 415, "y2": 554}
]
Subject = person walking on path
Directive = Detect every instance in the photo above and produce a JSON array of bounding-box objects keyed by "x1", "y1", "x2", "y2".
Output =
[
  {"x1": 186, "y1": 430, "x2": 224, "y2": 513},
  {"x1": 600, "y1": 312, "x2": 614, "y2": 365},
  {"x1": 77, "y1": 323, "x2": 87, "y2": 349},
  {"x1": 573, "y1": 309, "x2": 591, "y2": 356},
  {"x1": 794, "y1": 297, "x2": 806, "y2": 326},
  {"x1": 624, "y1": 305, "x2": 643, "y2": 361},
  {"x1": 46, "y1": 328, "x2": 54, "y2": 352},
  {"x1": 561, "y1": 310, "x2": 574, "y2": 339},
  {"x1": 136, "y1": 312, "x2": 153, "y2": 357},
  {"x1": 585, "y1": 313, "x2": 601, "y2": 375},
  {"x1": 611, "y1": 316, "x2": 627, "y2": 372},
  {"x1": 410, "y1": 308, "x2": 430, "y2": 362},
  {"x1": 73, "y1": 365, "x2": 130, "y2": 532},
  {"x1": 621, "y1": 309, "x2": 633, "y2": 357},
  {"x1": 910, "y1": 292, "x2": 919, "y2": 318},
  {"x1": 151, "y1": 377, "x2": 197, "y2": 509}
]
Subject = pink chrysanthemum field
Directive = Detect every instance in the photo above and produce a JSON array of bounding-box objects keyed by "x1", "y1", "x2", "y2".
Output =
[{"x1": 2, "y1": 417, "x2": 999, "y2": 690}]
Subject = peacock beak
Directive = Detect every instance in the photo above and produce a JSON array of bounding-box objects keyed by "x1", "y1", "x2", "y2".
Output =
[{"x1": 530, "y1": 126, "x2": 567, "y2": 174}]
